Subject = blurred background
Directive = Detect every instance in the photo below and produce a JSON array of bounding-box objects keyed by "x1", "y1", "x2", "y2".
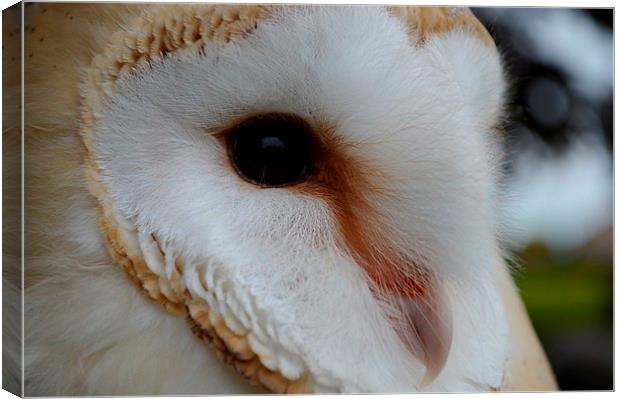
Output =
[{"x1": 472, "y1": 8, "x2": 613, "y2": 391}]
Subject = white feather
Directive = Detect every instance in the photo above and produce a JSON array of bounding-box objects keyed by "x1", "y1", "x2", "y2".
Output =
[{"x1": 25, "y1": 6, "x2": 508, "y2": 394}]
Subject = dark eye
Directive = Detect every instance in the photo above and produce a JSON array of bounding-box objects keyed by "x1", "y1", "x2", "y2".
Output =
[{"x1": 226, "y1": 113, "x2": 315, "y2": 187}]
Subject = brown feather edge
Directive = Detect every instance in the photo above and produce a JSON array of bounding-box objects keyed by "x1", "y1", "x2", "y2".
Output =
[
  {"x1": 79, "y1": 4, "x2": 306, "y2": 394},
  {"x1": 388, "y1": 6, "x2": 494, "y2": 48}
]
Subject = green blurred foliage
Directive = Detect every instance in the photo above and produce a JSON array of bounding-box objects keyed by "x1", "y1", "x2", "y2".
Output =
[{"x1": 513, "y1": 242, "x2": 613, "y2": 340}]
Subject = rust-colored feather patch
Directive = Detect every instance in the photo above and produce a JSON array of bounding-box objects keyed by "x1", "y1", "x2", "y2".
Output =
[{"x1": 293, "y1": 120, "x2": 453, "y2": 385}]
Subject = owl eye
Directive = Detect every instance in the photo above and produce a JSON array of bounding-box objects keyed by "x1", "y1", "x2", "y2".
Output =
[{"x1": 226, "y1": 113, "x2": 315, "y2": 187}]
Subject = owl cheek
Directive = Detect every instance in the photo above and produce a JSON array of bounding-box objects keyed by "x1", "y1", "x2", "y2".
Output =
[{"x1": 294, "y1": 138, "x2": 453, "y2": 385}]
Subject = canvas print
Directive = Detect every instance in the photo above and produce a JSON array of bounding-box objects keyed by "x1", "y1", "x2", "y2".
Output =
[{"x1": 2, "y1": 2, "x2": 613, "y2": 396}]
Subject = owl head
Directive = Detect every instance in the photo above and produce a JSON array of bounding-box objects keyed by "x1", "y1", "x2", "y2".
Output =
[{"x1": 81, "y1": 4, "x2": 508, "y2": 393}]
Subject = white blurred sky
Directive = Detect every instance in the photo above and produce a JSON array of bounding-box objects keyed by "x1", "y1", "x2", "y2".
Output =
[{"x1": 501, "y1": 133, "x2": 612, "y2": 252}]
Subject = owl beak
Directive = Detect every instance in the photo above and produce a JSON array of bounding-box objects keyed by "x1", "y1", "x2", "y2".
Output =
[
  {"x1": 361, "y1": 255, "x2": 454, "y2": 387},
  {"x1": 395, "y1": 283, "x2": 453, "y2": 386}
]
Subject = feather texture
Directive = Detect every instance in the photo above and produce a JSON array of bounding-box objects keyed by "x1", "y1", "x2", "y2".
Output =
[{"x1": 15, "y1": 3, "x2": 555, "y2": 395}]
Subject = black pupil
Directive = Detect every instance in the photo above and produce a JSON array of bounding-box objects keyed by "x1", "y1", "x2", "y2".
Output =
[{"x1": 227, "y1": 114, "x2": 314, "y2": 187}]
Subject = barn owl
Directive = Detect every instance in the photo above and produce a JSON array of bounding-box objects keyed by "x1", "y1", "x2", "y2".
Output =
[{"x1": 4, "y1": 3, "x2": 557, "y2": 395}]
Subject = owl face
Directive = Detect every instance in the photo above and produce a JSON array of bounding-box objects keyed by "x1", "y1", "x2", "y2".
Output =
[{"x1": 86, "y1": 5, "x2": 507, "y2": 392}]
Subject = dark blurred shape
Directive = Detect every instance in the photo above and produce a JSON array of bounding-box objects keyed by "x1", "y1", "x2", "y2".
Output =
[
  {"x1": 473, "y1": 8, "x2": 613, "y2": 154},
  {"x1": 586, "y1": 9, "x2": 613, "y2": 30},
  {"x1": 524, "y1": 75, "x2": 571, "y2": 136},
  {"x1": 545, "y1": 328, "x2": 613, "y2": 390},
  {"x1": 599, "y1": 95, "x2": 613, "y2": 150}
]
